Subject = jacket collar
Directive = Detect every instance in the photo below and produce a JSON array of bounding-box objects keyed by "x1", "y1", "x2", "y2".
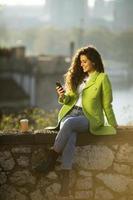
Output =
[
  {"x1": 72, "y1": 70, "x2": 100, "y2": 96},
  {"x1": 83, "y1": 70, "x2": 100, "y2": 90}
]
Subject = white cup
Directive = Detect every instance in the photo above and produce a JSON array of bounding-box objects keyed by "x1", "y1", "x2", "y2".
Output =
[{"x1": 20, "y1": 119, "x2": 29, "y2": 133}]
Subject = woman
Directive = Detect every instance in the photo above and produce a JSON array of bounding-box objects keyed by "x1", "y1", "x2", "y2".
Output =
[{"x1": 35, "y1": 45, "x2": 118, "y2": 195}]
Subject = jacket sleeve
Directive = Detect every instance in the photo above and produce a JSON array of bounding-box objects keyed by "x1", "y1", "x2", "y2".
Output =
[
  {"x1": 58, "y1": 93, "x2": 71, "y2": 105},
  {"x1": 102, "y1": 74, "x2": 118, "y2": 127}
]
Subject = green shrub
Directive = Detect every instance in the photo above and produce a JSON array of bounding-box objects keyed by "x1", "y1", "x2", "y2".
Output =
[{"x1": 0, "y1": 107, "x2": 59, "y2": 132}]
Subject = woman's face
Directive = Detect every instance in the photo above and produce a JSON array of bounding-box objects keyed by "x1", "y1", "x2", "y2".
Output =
[{"x1": 80, "y1": 54, "x2": 95, "y2": 73}]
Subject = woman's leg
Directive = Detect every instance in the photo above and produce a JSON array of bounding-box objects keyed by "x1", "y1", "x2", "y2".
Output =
[
  {"x1": 53, "y1": 115, "x2": 89, "y2": 169},
  {"x1": 61, "y1": 133, "x2": 76, "y2": 169},
  {"x1": 56, "y1": 133, "x2": 78, "y2": 169}
]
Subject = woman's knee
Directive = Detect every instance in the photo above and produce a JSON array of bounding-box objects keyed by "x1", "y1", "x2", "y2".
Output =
[{"x1": 61, "y1": 118, "x2": 75, "y2": 130}]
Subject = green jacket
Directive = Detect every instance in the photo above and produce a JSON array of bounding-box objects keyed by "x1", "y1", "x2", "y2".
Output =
[{"x1": 48, "y1": 71, "x2": 118, "y2": 135}]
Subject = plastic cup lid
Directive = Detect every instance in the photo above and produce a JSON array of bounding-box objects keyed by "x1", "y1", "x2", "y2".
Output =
[{"x1": 20, "y1": 119, "x2": 29, "y2": 122}]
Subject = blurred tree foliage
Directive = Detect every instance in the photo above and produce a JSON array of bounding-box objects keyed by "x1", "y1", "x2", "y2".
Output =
[{"x1": 0, "y1": 107, "x2": 59, "y2": 132}]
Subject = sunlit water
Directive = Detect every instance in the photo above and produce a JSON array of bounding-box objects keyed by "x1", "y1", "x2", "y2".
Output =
[
  {"x1": 113, "y1": 86, "x2": 133, "y2": 125},
  {"x1": 106, "y1": 62, "x2": 133, "y2": 125}
]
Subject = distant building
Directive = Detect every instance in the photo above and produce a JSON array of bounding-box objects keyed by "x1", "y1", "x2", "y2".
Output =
[
  {"x1": 0, "y1": 46, "x2": 36, "y2": 111},
  {"x1": 92, "y1": 0, "x2": 105, "y2": 19},
  {"x1": 1, "y1": 0, "x2": 133, "y2": 34},
  {"x1": 0, "y1": 46, "x2": 69, "y2": 112},
  {"x1": 113, "y1": 0, "x2": 133, "y2": 31},
  {"x1": 44, "y1": 0, "x2": 89, "y2": 28}
]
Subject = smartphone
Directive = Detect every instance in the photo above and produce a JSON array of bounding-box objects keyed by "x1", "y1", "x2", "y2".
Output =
[{"x1": 56, "y1": 81, "x2": 62, "y2": 88}]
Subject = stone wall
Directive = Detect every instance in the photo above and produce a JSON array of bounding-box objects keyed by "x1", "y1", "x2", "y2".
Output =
[{"x1": 0, "y1": 126, "x2": 133, "y2": 200}]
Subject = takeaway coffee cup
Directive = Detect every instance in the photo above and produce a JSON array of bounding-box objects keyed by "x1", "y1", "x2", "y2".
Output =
[{"x1": 20, "y1": 119, "x2": 29, "y2": 132}]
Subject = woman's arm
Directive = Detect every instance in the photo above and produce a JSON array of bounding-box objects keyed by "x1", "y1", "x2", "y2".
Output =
[
  {"x1": 102, "y1": 74, "x2": 118, "y2": 127},
  {"x1": 56, "y1": 86, "x2": 71, "y2": 105},
  {"x1": 58, "y1": 94, "x2": 71, "y2": 105}
]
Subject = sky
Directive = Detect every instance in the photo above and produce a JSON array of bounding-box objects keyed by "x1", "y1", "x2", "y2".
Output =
[
  {"x1": 0, "y1": 0, "x2": 46, "y2": 6},
  {"x1": 0, "y1": 0, "x2": 114, "y2": 7}
]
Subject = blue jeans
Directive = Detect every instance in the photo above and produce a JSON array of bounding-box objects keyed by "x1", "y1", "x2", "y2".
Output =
[{"x1": 53, "y1": 107, "x2": 90, "y2": 169}]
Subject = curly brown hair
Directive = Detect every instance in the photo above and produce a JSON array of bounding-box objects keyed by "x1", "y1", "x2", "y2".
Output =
[{"x1": 64, "y1": 45, "x2": 105, "y2": 93}]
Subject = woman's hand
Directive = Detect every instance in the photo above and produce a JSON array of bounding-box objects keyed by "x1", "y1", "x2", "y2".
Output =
[
  {"x1": 56, "y1": 86, "x2": 65, "y2": 99},
  {"x1": 113, "y1": 124, "x2": 118, "y2": 129}
]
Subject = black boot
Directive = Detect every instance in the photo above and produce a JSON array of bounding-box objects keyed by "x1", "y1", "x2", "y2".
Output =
[
  {"x1": 60, "y1": 169, "x2": 70, "y2": 196},
  {"x1": 34, "y1": 149, "x2": 59, "y2": 175}
]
